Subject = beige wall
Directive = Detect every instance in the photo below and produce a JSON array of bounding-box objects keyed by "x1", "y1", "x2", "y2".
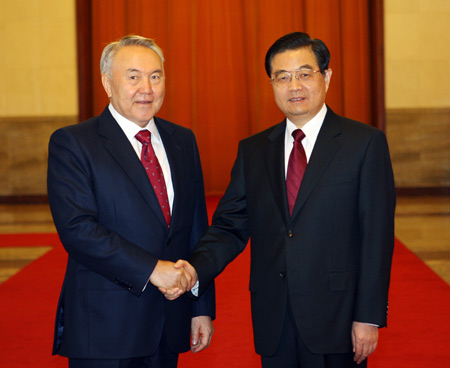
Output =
[
  {"x1": 1, "y1": 1, "x2": 449, "y2": 197},
  {"x1": 385, "y1": 0, "x2": 450, "y2": 188},
  {"x1": 0, "y1": 0, "x2": 78, "y2": 116},
  {"x1": 0, "y1": 0, "x2": 78, "y2": 196}
]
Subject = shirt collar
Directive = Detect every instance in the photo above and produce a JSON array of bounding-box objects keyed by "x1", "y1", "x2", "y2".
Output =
[
  {"x1": 286, "y1": 104, "x2": 327, "y2": 144},
  {"x1": 108, "y1": 103, "x2": 162, "y2": 143}
]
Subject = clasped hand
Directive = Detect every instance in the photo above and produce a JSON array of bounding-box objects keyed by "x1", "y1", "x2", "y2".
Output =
[{"x1": 149, "y1": 260, "x2": 197, "y2": 300}]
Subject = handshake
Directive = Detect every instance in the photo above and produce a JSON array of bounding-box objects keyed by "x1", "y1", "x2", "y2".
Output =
[{"x1": 149, "y1": 259, "x2": 198, "y2": 301}]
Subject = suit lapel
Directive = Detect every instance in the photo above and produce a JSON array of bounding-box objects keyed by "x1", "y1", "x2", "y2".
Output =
[
  {"x1": 290, "y1": 108, "x2": 342, "y2": 219},
  {"x1": 155, "y1": 118, "x2": 184, "y2": 230},
  {"x1": 97, "y1": 108, "x2": 167, "y2": 227},
  {"x1": 264, "y1": 121, "x2": 290, "y2": 225}
]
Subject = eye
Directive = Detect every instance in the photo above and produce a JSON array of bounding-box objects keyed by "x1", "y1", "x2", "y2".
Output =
[
  {"x1": 300, "y1": 72, "x2": 312, "y2": 79},
  {"x1": 276, "y1": 73, "x2": 290, "y2": 82}
]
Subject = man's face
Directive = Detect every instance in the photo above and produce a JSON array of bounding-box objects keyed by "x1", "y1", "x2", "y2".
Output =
[
  {"x1": 270, "y1": 47, "x2": 332, "y2": 128},
  {"x1": 102, "y1": 45, "x2": 165, "y2": 127}
]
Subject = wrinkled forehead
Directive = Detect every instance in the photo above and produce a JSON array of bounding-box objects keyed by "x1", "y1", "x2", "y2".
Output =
[{"x1": 112, "y1": 46, "x2": 163, "y2": 71}]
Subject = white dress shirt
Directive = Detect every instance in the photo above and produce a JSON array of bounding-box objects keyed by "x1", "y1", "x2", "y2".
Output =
[
  {"x1": 284, "y1": 104, "x2": 327, "y2": 177},
  {"x1": 109, "y1": 104, "x2": 174, "y2": 212}
]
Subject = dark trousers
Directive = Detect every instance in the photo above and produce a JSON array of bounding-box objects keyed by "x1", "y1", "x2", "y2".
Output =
[
  {"x1": 68, "y1": 331, "x2": 178, "y2": 368},
  {"x1": 261, "y1": 296, "x2": 368, "y2": 368}
]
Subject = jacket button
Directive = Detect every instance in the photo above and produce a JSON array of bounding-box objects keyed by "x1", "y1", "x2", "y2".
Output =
[
  {"x1": 166, "y1": 239, "x2": 172, "y2": 246},
  {"x1": 287, "y1": 231, "x2": 293, "y2": 238},
  {"x1": 280, "y1": 272, "x2": 286, "y2": 278}
]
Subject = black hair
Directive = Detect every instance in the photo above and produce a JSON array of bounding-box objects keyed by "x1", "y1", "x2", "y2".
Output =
[{"x1": 264, "y1": 32, "x2": 330, "y2": 77}]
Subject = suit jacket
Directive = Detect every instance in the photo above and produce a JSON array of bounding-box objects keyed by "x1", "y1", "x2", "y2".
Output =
[
  {"x1": 190, "y1": 107, "x2": 395, "y2": 356},
  {"x1": 47, "y1": 107, "x2": 215, "y2": 359}
]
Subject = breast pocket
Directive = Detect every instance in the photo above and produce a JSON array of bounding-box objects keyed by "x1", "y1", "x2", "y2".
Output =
[{"x1": 317, "y1": 174, "x2": 356, "y2": 188}]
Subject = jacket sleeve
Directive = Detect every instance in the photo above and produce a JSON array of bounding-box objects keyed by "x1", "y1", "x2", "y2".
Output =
[
  {"x1": 190, "y1": 142, "x2": 251, "y2": 297},
  {"x1": 188, "y1": 132, "x2": 216, "y2": 318},
  {"x1": 354, "y1": 130, "x2": 396, "y2": 327},
  {"x1": 47, "y1": 127, "x2": 159, "y2": 296}
]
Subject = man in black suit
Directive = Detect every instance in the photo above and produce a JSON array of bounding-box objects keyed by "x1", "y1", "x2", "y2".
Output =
[
  {"x1": 47, "y1": 35, "x2": 215, "y2": 368},
  {"x1": 185, "y1": 32, "x2": 395, "y2": 367}
]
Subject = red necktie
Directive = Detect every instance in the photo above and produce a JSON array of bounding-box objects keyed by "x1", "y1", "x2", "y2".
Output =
[
  {"x1": 135, "y1": 130, "x2": 171, "y2": 227},
  {"x1": 286, "y1": 129, "x2": 307, "y2": 216}
]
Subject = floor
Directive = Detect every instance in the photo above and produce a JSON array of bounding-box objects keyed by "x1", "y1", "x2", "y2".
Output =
[
  {"x1": 0, "y1": 196, "x2": 449, "y2": 285},
  {"x1": 394, "y1": 196, "x2": 450, "y2": 284}
]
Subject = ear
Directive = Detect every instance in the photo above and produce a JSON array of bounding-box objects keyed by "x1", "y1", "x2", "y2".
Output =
[
  {"x1": 324, "y1": 68, "x2": 332, "y2": 92},
  {"x1": 101, "y1": 74, "x2": 112, "y2": 98}
]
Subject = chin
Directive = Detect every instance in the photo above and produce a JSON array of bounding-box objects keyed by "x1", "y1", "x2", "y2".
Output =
[
  {"x1": 288, "y1": 110, "x2": 308, "y2": 119},
  {"x1": 136, "y1": 115, "x2": 154, "y2": 124}
]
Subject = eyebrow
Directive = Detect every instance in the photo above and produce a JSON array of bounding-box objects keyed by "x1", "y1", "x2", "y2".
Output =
[
  {"x1": 273, "y1": 64, "x2": 315, "y2": 75},
  {"x1": 126, "y1": 68, "x2": 163, "y2": 74}
]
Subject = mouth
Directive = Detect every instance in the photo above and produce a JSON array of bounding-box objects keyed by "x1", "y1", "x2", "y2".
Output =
[
  {"x1": 135, "y1": 100, "x2": 153, "y2": 105},
  {"x1": 289, "y1": 97, "x2": 305, "y2": 103}
]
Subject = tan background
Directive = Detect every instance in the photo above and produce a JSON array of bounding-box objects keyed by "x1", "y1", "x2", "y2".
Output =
[
  {"x1": 0, "y1": 0, "x2": 77, "y2": 196},
  {"x1": 0, "y1": 0, "x2": 449, "y2": 196},
  {"x1": 0, "y1": 0, "x2": 78, "y2": 117},
  {"x1": 385, "y1": 0, "x2": 450, "y2": 188}
]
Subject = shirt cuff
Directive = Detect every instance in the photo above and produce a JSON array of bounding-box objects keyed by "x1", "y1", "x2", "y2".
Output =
[{"x1": 191, "y1": 280, "x2": 199, "y2": 297}]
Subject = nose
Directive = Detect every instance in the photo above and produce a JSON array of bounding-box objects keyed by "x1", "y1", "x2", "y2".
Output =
[
  {"x1": 139, "y1": 77, "x2": 153, "y2": 94},
  {"x1": 288, "y1": 75, "x2": 303, "y2": 91}
]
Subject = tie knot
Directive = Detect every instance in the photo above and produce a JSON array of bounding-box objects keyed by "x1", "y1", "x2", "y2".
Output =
[
  {"x1": 292, "y1": 129, "x2": 306, "y2": 143},
  {"x1": 136, "y1": 130, "x2": 151, "y2": 144}
]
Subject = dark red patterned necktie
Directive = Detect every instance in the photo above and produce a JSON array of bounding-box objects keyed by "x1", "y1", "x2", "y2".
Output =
[
  {"x1": 286, "y1": 129, "x2": 307, "y2": 216},
  {"x1": 135, "y1": 130, "x2": 171, "y2": 227}
]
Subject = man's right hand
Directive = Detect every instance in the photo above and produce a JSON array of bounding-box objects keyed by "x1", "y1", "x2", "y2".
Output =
[{"x1": 149, "y1": 260, "x2": 197, "y2": 300}]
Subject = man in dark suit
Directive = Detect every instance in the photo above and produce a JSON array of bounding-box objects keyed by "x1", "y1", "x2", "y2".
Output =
[
  {"x1": 186, "y1": 32, "x2": 395, "y2": 367},
  {"x1": 47, "y1": 35, "x2": 215, "y2": 368}
]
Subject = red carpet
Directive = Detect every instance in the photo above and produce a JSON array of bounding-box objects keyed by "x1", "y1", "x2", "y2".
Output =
[{"x1": 0, "y1": 198, "x2": 449, "y2": 367}]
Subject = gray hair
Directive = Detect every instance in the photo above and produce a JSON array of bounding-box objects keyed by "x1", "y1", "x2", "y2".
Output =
[{"x1": 100, "y1": 35, "x2": 165, "y2": 77}]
